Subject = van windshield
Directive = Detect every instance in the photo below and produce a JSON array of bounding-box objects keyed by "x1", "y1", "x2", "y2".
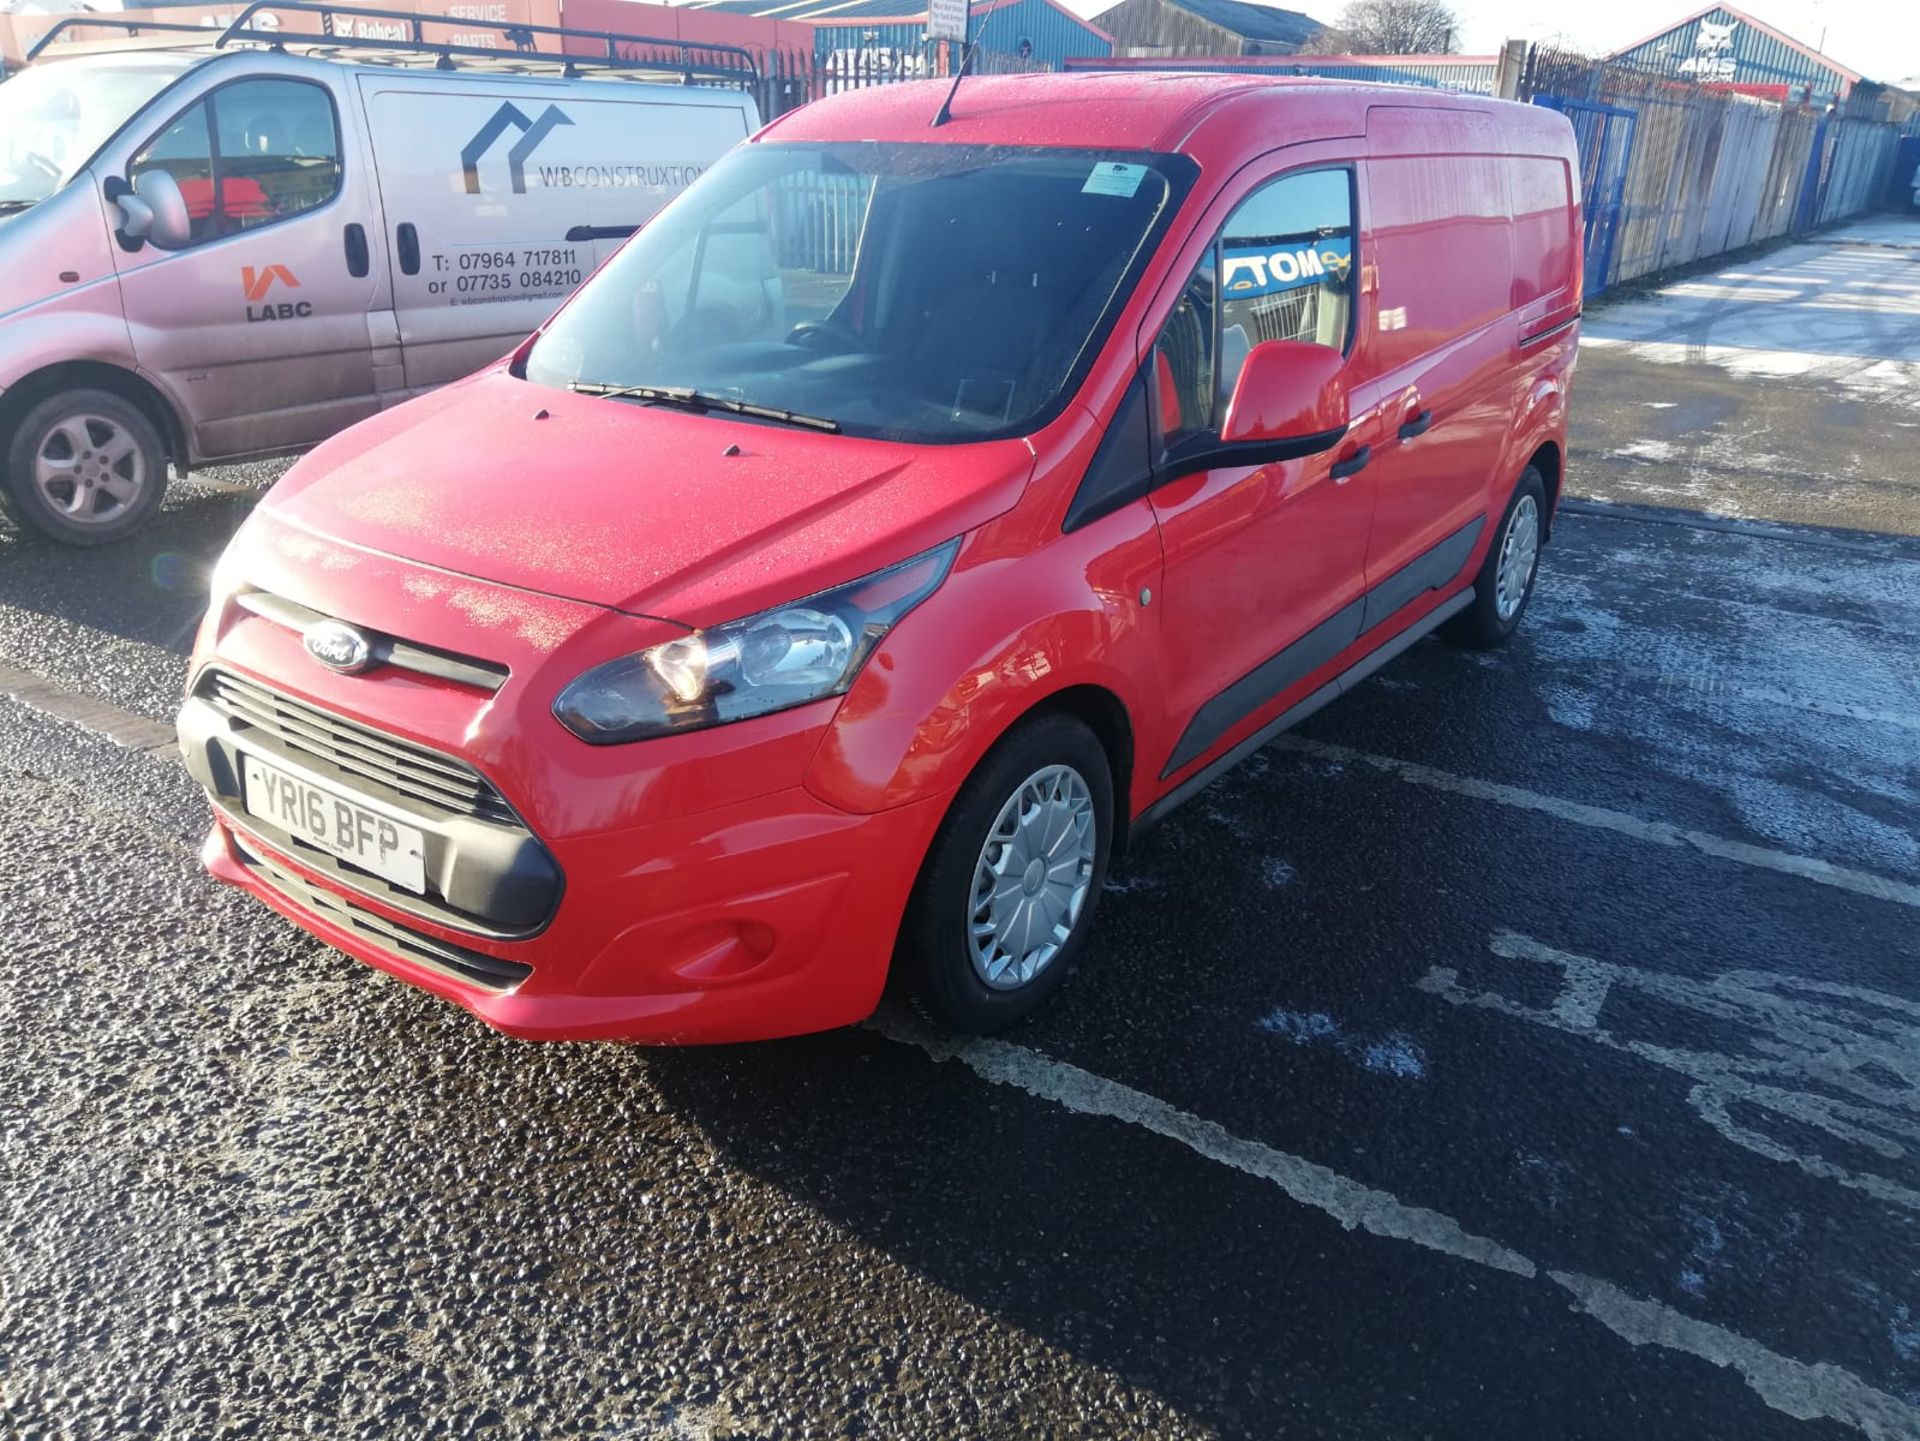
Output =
[
  {"x1": 0, "y1": 60, "x2": 187, "y2": 208},
  {"x1": 524, "y1": 142, "x2": 1190, "y2": 443}
]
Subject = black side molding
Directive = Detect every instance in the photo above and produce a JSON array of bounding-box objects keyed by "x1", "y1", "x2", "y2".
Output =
[
  {"x1": 1136, "y1": 586, "x2": 1475, "y2": 835},
  {"x1": 1520, "y1": 312, "x2": 1582, "y2": 348},
  {"x1": 1159, "y1": 515, "x2": 1484, "y2": 778}
]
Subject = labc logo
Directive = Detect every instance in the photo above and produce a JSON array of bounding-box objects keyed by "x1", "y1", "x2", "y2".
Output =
[
  {"x1": 242, "y1": 264, "x2": 299, "y2": 302},
  {"x1": 242, "y1": 264, "x2": 312, "y2": 322}
]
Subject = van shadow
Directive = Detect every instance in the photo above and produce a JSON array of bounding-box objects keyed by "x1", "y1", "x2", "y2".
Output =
[
  {"x1": 635, "y1": 1026, "x2": 1339, "y2": 1434},
  {"x1": 628, "y1": 1017, "x2": 1684, "y2": 1439}
]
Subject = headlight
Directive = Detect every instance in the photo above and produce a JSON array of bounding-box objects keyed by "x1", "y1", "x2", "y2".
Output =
[{"x1": 553, "y1": 540, "x2": 959, "y2": 744}]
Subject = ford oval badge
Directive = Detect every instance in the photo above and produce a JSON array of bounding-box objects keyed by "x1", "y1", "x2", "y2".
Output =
[{"x1": 304, "y1": 620, "x2": 375, "y2": 674}]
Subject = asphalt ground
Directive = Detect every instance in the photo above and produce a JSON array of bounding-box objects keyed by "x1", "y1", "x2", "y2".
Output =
[{"x1": 3, "y1": 216, "x2": 1918, "y2": 1439}]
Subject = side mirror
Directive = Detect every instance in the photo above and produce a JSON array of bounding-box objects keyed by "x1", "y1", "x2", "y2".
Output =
[
  {"x1": 131, "y1": 168, "x2": 192, "y2": 251},
  {"x1": 114, "y1": 190, "x2": 155, "y2": 244},
  {"x1": 1220, "y1": 340, "x2": 1349, "y2": 445}
]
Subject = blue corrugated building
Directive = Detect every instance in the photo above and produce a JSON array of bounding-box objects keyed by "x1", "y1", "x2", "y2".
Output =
[
  {"x1": 1610, "y1": 4, "x2": 1860, "y2": 105},
  {"x1": 686, "y1": 0, "x2": 1113, "y2": 69},
  {"x1": 1092, "y1": 0, "x2": 1321, "y2": 57}
]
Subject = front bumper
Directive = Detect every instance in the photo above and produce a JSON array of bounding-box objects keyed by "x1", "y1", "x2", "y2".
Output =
[
  {"x1": 181, "y1": 527, "x2": 952, "y2": 1043},
  {"x1": 198, "y1": 777, "x2": 947, "y2": 1044}
]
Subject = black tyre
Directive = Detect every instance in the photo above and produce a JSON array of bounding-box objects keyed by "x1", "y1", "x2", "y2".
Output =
[
  {"x1": 1442, "y1": 466, "x2": 1546, "y2": 649},
  {"x1": 2, "y1": 389, "x2": 168, "y2": 546},
  {"x1": 892, "y1": 712, "x2": 1114, "y2": 1033}
]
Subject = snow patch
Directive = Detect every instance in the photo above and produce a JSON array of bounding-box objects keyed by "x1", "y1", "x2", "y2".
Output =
[{"x1": 1256, "y1": 1008, "x2": 1427, "y2": 1079}]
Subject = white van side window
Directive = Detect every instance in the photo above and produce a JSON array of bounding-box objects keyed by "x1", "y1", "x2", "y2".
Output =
[
  {"x1": 130, "y1": 79, "x2": 341, "y2": 247},
  {"x1": 1150, "y1": 166, "x2": 1355, "y2": 453}
]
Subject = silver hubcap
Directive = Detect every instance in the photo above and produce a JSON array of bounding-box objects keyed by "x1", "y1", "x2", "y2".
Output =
[
  {"x1": 33, "y1": 413, "x2": 147, "y2": 524},
  {"x1": 968, "y1": 763, "x2": 1096, "y2": 991},
  {"x1": 1494, "y1": 494, "x2": 1540, "y2": 621}
]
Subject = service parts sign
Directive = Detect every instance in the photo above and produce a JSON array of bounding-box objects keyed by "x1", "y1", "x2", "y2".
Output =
[{"x1": 368, "y1": 86, "x2": 751, "y2": 311}]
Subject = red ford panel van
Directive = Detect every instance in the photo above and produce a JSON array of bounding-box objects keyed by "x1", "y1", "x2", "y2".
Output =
[{"x1": 178, "y1": 76, "x2": 1581, "y2": 1042}]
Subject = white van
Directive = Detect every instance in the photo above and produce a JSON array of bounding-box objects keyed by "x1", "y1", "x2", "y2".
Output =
[{"x1": 0, "y1": 11, "x2": 761, "y2": 544}]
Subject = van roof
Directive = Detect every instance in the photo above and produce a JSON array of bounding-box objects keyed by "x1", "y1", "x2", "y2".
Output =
[{"x1": 759, "y1": 72, "x2": 1519, "y2": 154}]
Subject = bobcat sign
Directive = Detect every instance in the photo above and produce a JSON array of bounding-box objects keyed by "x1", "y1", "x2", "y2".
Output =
[{"x1": 1677, "y1": 17, "x2": 1738, "y2": 83}]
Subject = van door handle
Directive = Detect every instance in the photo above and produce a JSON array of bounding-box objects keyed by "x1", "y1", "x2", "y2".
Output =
[
  {"x1": 1329, "y1": 445, "x2": 1370, "y2": 482},
  {"x1": 344, "y1": 223, "x2": 369, "y2": 278},
  {"x1": 396, "y1": 223, "x2": 420, "y2": 277},
  {"x1": 1398, "y1": 409, "x2": 1433, "y2": 441}
]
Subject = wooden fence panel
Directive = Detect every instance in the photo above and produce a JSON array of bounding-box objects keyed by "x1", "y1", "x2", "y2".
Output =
[{"x1": 1523, "y1": 44, "x2": 1901, "y2": 290}]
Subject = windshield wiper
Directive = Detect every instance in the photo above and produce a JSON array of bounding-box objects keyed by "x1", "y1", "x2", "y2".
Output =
[
  {"x1": 0, "y1": 201, "x2": 37, "y2": 214},
  {"x1": 569, "y1": 381, "x2": 840, "y2": 433}
]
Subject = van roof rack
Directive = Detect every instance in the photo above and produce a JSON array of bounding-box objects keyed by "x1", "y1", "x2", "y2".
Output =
[
  {"x1": 28, "y1": 0, "x2": 761, "y2": 84},
  {"x1": 25, "y1": 19, "x2": 243, "y2": 60}
]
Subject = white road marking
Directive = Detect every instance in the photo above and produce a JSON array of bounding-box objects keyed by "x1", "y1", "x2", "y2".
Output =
[
  {"x1": 877, "y1": 1016, "x2": 1533, "y2": 1275},
  {"x1": 1549, "y1": 1271, "x2": 1920, "y2": 1441},
  {"x1": 1420, "y1": 932, "x2": 1920, "y2": 1214},
  {"x1": 874, "y1": 1015, "x2": 1920, "y2": 1438},
  {"x1": 1268, "y1": 737, "x2": 1920, "y2": 911}
]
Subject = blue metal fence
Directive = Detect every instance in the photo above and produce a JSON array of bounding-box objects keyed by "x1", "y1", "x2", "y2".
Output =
[
  {"x1": 1524, "y1": 44, "x2": 1901, "y2": 295},
  {"x1": 1534, "y1": 95, "x2": 1637, "y2": 297}
]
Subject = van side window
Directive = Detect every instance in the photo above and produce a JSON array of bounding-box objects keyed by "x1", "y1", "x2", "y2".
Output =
[
  {"x1": 1219, "y1": 169, "x2": 1355, "y2": 366},
  {"x1": 1150, "y1": 167, "x2": 1354, "y2": 453},
  {"x1": 131, "y1": 104, "x2": 219, "y2": 247},
  {"x1": 130, "y1": 80, "x2": 340, "y2": 247},
  {"x1": 211, "y1": 80, "x2": 341, "y2": 235}
]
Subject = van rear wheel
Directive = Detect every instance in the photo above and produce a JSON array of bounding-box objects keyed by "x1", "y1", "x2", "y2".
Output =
[
  {"x1": 1443, "y1": 466, "x2": 1545, "y2": 650},
  {"x1": 892, "y1": 712, "x2": 1114, "y2": 1033},
  {"x1": 2, "y1": 389, "x2": 167, "y2": 546}
]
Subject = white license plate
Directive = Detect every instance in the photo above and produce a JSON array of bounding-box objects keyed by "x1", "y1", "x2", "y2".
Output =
[{"x1": 242, "y1": 752, "x2": 427, "y2": 894}]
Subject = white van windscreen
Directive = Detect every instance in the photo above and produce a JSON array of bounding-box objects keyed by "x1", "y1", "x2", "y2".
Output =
[
  {"x1": 523, "y1": 142, "x2": 1189, "y2": 443},
  {"x1": 0, "y1": 61, "x2": 185, "y2": 209}
]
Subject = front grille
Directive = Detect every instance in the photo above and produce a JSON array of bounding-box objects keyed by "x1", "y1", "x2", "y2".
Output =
[
  {"x1": 233, "y1": 589, "x2": 509, "y2": 692},
  {"x1": 199, "y1": 669, "x2": 518, "y2": 826},
  {"x1": 234, "y1": 833, "x2": 532, "y2": 992}
]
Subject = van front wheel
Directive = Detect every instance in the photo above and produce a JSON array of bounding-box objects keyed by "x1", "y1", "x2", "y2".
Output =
[
  {"x1": 3, "y1": 390, "x2": 167, "y2": 546},
  {"x1": 892, "y1": 712, "x2": 1114, "y2": 1033},
  {"x1": 1443, "y1": 466, "x2": 1546, "y2": 650}
]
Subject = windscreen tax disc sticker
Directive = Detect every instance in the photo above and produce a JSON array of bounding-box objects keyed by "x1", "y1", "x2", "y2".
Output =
[{"x1": 1082, "y1": 162, "x2": 1147, "y2": 198}]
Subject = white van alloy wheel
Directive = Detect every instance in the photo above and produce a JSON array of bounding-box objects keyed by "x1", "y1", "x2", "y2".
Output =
[
  {"x1": 967, "y1": 763, "x2": 1097, "y2": 991},
  {"x1": 1494, "y1": 493, "x2": 1540, "y2": 621},
  {"x1": 33, "y1": 413, "x2": 149, "y2": 523}
]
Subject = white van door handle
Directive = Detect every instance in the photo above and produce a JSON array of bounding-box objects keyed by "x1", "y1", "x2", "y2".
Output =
[
  {"x1": 344, "y1": 224, "x2": 370, "y2": 279},
  {"x1": 395, "y1": 223, "x2": 421, "y2": 277}
]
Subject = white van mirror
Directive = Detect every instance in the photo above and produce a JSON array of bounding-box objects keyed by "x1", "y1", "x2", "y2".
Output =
[
  {"x1": 114, "y1": 190, "x2": 156, "y2": 244},
  {"x1": 131, "y1": 169, "x2": 193, "y2": 251}
]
